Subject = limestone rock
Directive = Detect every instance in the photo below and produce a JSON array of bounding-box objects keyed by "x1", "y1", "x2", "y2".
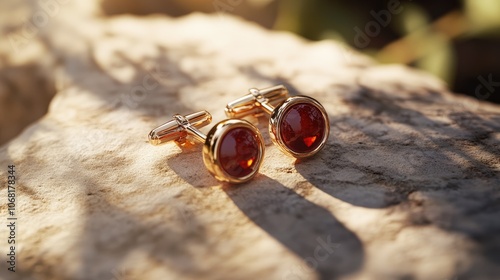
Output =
[
  {"x1": 0, "y1": 1, "x2": 55, "y2": 146},
  {"x1": 0, "y1": 7, "x2": 499, "y2": 280}
]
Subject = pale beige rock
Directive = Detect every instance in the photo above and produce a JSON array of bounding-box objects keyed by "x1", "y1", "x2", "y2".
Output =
[
  {"x1": 0, "y1": 5, "x2": 500, "y2": 280},
  {"x1": 0, "y1": 0, "x2": 97, "y2": 146},
  {"x1": 0, "y1": 2, "x2": 52, "y2": 146}
]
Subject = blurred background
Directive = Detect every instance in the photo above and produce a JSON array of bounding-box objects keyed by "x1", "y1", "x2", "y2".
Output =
[
  {"x1": 1, "y1": 0, "x2": 500, "y2": 145},
  {"x1": 101, "y1": 0, "x2": 500, "y2": 104}
]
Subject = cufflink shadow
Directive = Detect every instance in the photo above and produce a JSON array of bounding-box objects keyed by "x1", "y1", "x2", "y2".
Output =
[
  {"x1": 224, "y1": 175, "x2": 364, "y2": 280},
  {"x1": 294, "y1": 143, "x2": 406, "y2": 209},
  {"x1": 295, "y1": 83, "x2": 500, "y2": 274},
  {"x1": 165, "y1": 142, "x2": 220, "y2": 188}
]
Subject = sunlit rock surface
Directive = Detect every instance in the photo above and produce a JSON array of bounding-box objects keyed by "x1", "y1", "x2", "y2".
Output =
[{"x1": 0, "y1": 3, "x2": 499, "y2": 280}]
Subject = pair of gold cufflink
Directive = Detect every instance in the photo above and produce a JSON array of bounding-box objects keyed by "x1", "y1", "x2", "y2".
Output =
[{"x1": 148, "y1": 85, "x2": 330, "y2": 184}]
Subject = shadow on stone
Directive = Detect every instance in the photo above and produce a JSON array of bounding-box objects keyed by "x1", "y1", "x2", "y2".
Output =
[
  {"x1": 296, "y1": 84, "x2": 500, "y2": 274},
  {"x1": 225, "y1": 175, "x2": 364, "y2": 279},
  {"x1": 166, "y1": 142, "x2": 220, "y2": 188}
]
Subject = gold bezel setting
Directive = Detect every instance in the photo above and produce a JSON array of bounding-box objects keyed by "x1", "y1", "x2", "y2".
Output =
[
  {"x1": 269, "y1": 96, "x2": 330, "y2": 158},
  {"x1": 202, "y1": 119, "x2": 265, "y2": 184}
]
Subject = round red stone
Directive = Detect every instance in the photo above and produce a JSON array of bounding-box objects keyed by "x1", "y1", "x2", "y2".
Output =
[
  {"x1": 280, "y1": 103, "x2": 326, "y2": 154},
  {"x1": 219, "y1": 127, "x2": 260, "y2": 178}
]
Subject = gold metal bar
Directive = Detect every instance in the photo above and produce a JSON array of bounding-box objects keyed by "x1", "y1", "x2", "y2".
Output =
[
  {"x1": 148, "y1": 111, "x2": 212, "y2": 145},
  {"x1": 185, "y1": 125, "x2": 207, "y2": 143},
  {"x1": 225, "y1": 85, "x2": 289, "y2": 118}
]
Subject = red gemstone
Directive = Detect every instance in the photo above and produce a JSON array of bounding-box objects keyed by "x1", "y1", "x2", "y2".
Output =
[
  {"x1": 280, "y1": 103, "x2": 326, "y2": 154},
  {"x1": 219, "y1": 128, "x2": 260, "y2": 178}
]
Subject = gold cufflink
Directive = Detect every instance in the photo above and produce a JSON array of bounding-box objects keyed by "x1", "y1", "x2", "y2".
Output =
[
  {"x1": 226, "y1": 85, "x2": 330, "y2": 158},
  {"x1": 149, "y1": 111, "x2": 265, "y2": 183}
]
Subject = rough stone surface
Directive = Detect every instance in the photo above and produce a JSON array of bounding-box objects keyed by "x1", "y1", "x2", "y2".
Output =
[
  {"x1": 0, "y1": 1, "x2": 56, "y2": 146},
  {"x1": 0, "y1": 3, "x2": 500, "y2": 280}
]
